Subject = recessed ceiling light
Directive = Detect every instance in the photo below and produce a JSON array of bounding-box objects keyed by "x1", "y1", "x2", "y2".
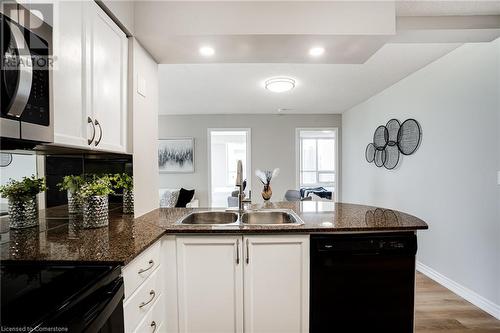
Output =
[
  {"x1": 265, "y1": 77, "x2": 296, "y2": 93},
  {"x1": 309, "y1": 47, "x2": 325, "y2": 57},
  {"x1": 199, "y1": 46, "x2": 215, "y2": 57}
]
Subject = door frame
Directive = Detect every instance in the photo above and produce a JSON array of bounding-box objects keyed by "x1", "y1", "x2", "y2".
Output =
[
  {"x1": 207, "y1": 128, "x2": 252, "y2": 207},
  {"x1": 295, "y1": 127, "x2": 339, "y2": 202}
]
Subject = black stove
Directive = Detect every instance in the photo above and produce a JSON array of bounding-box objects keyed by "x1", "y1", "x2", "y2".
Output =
[{"x1": 1, "y1": 262, "x2": 124, "y2": 332}]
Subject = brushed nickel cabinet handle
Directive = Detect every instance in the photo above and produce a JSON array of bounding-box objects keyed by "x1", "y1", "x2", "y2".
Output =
[
  {"x1": 139, "y1": 290, "x2": 156, "y2": 308},
  {"x1": 138, "y1": 260, "x2": 154, "y2": 274},
  {"x1": 236, "y1": 239, "x2": 240, "y2": 264},
  {"x1": 94, "y1": 119, "x2": 102, "y2": 146},
  {"x1": 246, "y1": 239, "x2": 250, "y2": 264},
  {"x1": 87, "y1": 117, "x2": 95, "y2": 145},
  {"x1": 150, "y1": 321, "x2": 157, "y2": 332}
]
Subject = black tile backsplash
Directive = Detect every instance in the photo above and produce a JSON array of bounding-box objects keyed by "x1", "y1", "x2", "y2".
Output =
[{"x1": 45, "y1": 155, "x2": 132, "y2": 207}]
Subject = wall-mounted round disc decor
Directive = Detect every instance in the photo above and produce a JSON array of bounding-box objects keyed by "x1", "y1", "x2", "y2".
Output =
[
  {"x1": 365, "y1": 118, "x2": 421, "y2": 170},
  {"x1": 383, "y1": 144, "x2": 399, "y2": 170},
  {"x1": 374, "y1": 149, "x2": 386, "y2": 167},
  {"x1": 365, "y1": 143, "x2": 376, "y2": 163},
  {"x1": 0, "y1": 153, "x2": 13, "y2": 167},
  {"x1": 386, "y1": 119, "x2": 400, "y2": 145},
  {"x1": 397, "y1": 119, "x2": 421, "y2": 155},
  {"x1": 373, "y1": 125, "x2": 389, "y2": 150}
]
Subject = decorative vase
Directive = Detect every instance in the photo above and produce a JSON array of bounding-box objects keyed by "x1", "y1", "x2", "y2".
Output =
[
  {"x1": 123, "y1": 188, "x2": 134, "y2": 214},
  {"x1": 8, "y1": 196, "x2": 39, "y2": 229},
  {"x1": 261, "y1": 185, "x2": 272, "y2": 201},
  {"x1": 67, "y1": 190, "x2": 83, "y2": 214},
  {"x1": 82, "y1": 195, "x2": 109, "y2": 229}
]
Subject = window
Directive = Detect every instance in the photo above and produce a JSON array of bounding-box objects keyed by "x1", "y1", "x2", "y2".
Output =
[
  {"x1": 209, "y1": 130, "x2": 251, "y2": 208},
  {"x1": 298, "y1": 129, "x2": 336, "y2": 199}
]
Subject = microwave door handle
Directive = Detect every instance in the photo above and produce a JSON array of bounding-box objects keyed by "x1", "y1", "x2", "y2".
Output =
[{"x1": 6, "y1": 21, "x2": 32, "y2": 118}]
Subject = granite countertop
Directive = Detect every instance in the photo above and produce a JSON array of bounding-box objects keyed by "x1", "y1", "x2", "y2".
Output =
[{"x1": 0, "y1": 202, "x2": 428, "y2": 265}]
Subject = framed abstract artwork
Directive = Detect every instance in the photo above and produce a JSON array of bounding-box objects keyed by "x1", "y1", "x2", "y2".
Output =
[{"x1": 158, "y1": 138, "x2": 195, "y2": 173}]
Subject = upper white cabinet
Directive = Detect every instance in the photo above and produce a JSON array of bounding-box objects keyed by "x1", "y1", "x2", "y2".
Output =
[
  {"x1": 174, "y1": 235, "x2": 309, "y2": 333},
  {"x1": 176, "y1": 236, "x2": 244, "y2": 333},
  {"x1": 53, "y1": 1, "x2": 128, "y2": 153},
  {"x1": 86, "y1": 1, "x2": 128, "y2": 152},
  {"x1": 52, "y1": 1, "x2": 87, "y2": 147}
]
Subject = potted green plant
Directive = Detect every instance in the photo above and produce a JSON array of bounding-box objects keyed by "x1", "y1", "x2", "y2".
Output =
[
  {"x1": 111, "y1": 173, "x2": 134, "y2": 214},
  {"x1": 79, "y1": 176, "x2": 114, "y2": 229},
  {"x1": 57, "y1": 175, "x2": 85, "y2": 214},
  {"x1": 0, "y1": 175, "x2": 46, "y2": 229}
]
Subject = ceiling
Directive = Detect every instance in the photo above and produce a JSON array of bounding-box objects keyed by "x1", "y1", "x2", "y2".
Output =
[
  {"x1": 145, "y1": 1, "x2": 500, "y2": 115},
  {"x1": 159, "y1": 43, "x2": 460, "y2": 115},
  {"x1": 396, "y1": 1, "x2": 500, "y2": 16}
]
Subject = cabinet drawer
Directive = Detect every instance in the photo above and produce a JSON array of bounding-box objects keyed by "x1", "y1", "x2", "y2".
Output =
[
  {"x1": 124, "y1": 268, "x2": 162, "y2": 332},
  {"x1": 123, "y1": 241, "x2": 161, "y2": 299},
  {"x1": 133, "y1": 295, "x2": 165, "y2": 333}
]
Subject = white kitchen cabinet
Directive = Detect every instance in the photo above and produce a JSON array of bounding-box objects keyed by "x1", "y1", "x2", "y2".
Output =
[
  {"x1": 176, "y1": 236, "x2": 244, "y2": 333},
  {"x1": 52, "y1": 1, "x2": 88, "y2": 148},
  {"x1": 243, "y1": 235, "x2": 309, "y2": 333},
  {"x1": 52, "y1": 1, "x2": 128, "y2": 153},
  {"x1": 86, "y1": 1, "x2": 128, "y2": 152},
  {"x1": 174, "y1": 235, "x2": 309, "y2": 333}
]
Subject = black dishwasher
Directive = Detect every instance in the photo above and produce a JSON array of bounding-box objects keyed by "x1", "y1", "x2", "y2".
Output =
[{"x1": 310, "y1": 233, "x2": 417, "y2": 333}]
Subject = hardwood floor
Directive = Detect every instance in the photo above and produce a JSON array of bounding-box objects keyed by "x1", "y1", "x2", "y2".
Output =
[{"x1": 415, "y1": 272, "x2": 500, "y2": 332}]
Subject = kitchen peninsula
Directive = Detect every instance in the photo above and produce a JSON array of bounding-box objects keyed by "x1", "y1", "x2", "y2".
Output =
[{"x1": 1, "y1": 202, "x2": 427, "y2": 333}]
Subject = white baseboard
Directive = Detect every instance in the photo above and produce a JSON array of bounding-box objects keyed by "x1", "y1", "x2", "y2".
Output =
[{"x1": 416, "y1": 261, "x2": 500, "y2": 320}]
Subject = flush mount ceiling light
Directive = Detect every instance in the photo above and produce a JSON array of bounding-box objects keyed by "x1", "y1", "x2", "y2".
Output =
[
  {"x1": 309, "y1": 47, "x2": 325, "y2": 57},
  {"x1": 199, "y1": 46, "x2": 215, "y2": 57},
  {"x1": 264, "y1": 77, "x2": 296, "y2": 93}
]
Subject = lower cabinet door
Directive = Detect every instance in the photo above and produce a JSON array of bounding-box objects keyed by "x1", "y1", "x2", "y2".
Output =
[
  {"x1": 243, "y1": 235, "x2": 310, "y2": 333},
  {"x1": 176, "y1": 236, "x2": 243, "y2": 333}
]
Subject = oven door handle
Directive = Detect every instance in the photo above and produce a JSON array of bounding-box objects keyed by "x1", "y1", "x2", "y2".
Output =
[
  {"x1": 6, "y1": 21, "x2": 32, "y2": 118},
  {"x1": 83, "y1": 278, "x2": 124, "y2": 333}
]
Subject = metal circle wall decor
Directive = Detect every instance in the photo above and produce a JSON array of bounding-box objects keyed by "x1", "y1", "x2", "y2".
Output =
[
  {"x1": 365, "y1": 118, "x2": 421, "y2": 169},
  {"x1": 398, "y1": 119, "x2": 421, "y2": 155},
  {"x1": 0, "y1": 153, "x2": 13, "y2": 167},
  {"x1": 374, "y1": 149, "x2": 386, "y2": 167},
  {"x1": 386, "y1": 119, "x2": 400, "y2": 145},
  {"x1": 365, "y1": 143, "x2": 376, "y2": 163},
  {"x1": 383, "y1": 144, "x2": 399, "y2": 170},
  {"x1": 373, "y1": 125, "x2": 389, "y2": 150}
]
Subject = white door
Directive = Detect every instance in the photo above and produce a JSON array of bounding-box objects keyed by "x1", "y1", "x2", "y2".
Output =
[
  {"x1": 52, "y1": 1, "x2": 90, "y2": 148},
  {"x1": 176, "y1": 236, "x2": 244, "y2": 333},
  {"x1": 87, "y1": 1, "x2": 128, "y2": 152},
  {"x1": 243, "y1": 235, "x2": 310, "y2": 333}
]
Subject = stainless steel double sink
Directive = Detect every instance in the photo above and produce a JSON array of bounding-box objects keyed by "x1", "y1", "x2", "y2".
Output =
[{"x1": 178, "y1": 210, "x2": 304, "y2": 226}]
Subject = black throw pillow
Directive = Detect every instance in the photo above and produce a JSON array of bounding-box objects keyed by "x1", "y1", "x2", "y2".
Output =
[{"x1": 176, "y1": 188, "x2": 195, "y2": 207}]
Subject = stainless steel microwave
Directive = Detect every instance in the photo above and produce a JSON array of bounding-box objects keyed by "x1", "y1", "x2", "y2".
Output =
[{"x1": 0, "y1": 3, "x2": 53, "y2": 148}]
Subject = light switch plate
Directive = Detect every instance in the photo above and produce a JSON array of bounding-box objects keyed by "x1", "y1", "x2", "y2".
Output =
[
  {"x1": 137, "y1": 74, "x2": 146, "y2": 97},
  {"x1": 497, "y1": 171, "x2": 500, "y2": 185}
]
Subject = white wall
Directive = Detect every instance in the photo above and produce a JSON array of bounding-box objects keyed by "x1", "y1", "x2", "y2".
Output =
[
  {"x1": 158, "y1": 114, "x2": 341, "y2": 207},
  {"x1": 342, "y1": 40, "x2": 500, "y2": 310},
  {"x1": 130, "y1": 38, "x2": 159, "y2": 217}
]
